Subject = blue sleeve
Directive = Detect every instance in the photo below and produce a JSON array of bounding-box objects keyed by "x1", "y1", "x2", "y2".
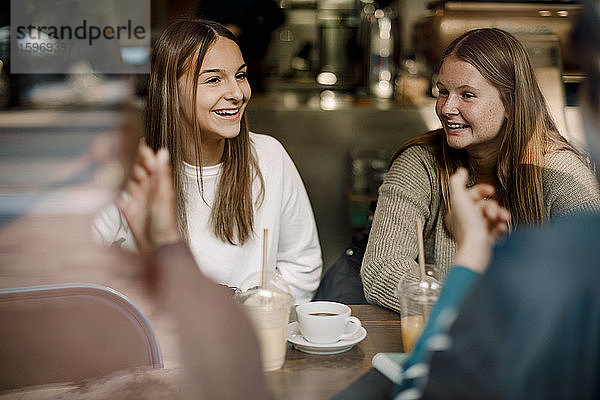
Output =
[{"x1": 394, "y1": 266, "x2": 479, "y2": 396}]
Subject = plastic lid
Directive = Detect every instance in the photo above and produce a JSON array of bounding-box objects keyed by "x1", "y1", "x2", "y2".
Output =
[
  {"x1": 396, "y1": 275, "x2": 441, "y2": 298},
  {"x1": 235, "y1": 271, "x2": 293, "y2": 309}
]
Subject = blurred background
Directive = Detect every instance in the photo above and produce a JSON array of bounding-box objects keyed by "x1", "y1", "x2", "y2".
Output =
[{"x1": 0, "y1": 0, "x2": 594, "y2": 271}]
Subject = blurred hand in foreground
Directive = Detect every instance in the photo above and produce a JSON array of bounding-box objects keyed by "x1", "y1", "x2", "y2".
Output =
[
  {"x1": 446, "y1": 168, "x2": 510, "y2": 273},
  {"x1": 117, "y1": 143, "x2": 274, "y2": 400},
  {"x1": 117, "y1": 142, "x2": 181, "y2": 253}
]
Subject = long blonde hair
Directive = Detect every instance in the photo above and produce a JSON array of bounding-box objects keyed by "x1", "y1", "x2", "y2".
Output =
[
  {"x1": 392, "y1": 28, "x2": 580, "y2": 226},
  {"x1": 146, "y1": 19, "x2": 264, "y2": 244}
]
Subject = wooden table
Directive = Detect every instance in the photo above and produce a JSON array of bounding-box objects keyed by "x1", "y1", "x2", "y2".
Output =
[
  {"x1": 0, "y1": 305, "x2": 402, "y2": 400},
  {"x1": 266, "y1": 305, "x2": 403, "y2": 400}
]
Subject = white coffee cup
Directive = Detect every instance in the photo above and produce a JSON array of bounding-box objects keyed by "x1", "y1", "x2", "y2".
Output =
[{"x1": 296, "y1": 301, "x2": 362, "y2": 344}]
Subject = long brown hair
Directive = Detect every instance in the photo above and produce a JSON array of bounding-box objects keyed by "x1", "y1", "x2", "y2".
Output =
[
  {"x1": 146, "y1": 19, "x2": 264, "y2": 244},
  {"x1": 392, "y1": 28, "x2": 580, "y2": 226}
]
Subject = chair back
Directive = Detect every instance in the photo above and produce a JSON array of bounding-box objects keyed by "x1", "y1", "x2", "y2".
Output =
[{"x1": 0, "y1": 283, "x2": 162, "y2": 390}]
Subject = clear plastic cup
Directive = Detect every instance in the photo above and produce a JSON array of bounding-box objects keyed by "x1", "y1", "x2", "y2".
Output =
[
  {"x1": 397, "y1": 275, "x2": 441, "y2": 353},
  {"x1": 236, "y1": 273, "x2": 293, "y2": 371}
]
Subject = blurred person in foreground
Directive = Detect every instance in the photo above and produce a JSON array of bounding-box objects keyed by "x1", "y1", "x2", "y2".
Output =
[
  {"x1": 119, "y1": 143, "x2": 274, "y2": 400},
  {"x1": 362, "y1": 27, "x2": 600, "y2": 312},
  {"x1": 392, "y1": 5, "x2": 600, "y2": 399},
  {"x1": 0, "y1": 102, "x2": 273, "y2": 398}
]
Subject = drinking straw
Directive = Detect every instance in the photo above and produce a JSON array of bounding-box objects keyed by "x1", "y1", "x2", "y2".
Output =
[
  {"x1": 261, "y1": 228, "x2": 268, "y2": 289},
  {"x1": 415, "y1": 219, "x2": 431, "y2": 323},
  {"x1": 415, "y1": 219, "x2": 426, "y2": 280}
]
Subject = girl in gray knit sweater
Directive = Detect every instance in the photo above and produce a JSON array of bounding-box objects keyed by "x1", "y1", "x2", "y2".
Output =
[{"x1": 361, "y1": 28, "x2": 600, "y2": 312}]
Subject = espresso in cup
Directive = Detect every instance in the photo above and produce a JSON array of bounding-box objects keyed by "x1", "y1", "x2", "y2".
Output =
[{"x1": 296, "y1": 301, "x2": 362, "y2": 344}]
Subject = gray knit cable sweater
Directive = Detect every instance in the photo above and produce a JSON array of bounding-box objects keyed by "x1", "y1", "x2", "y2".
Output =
[{"x1": 361, "y1": 144, "x2": 600, "y2": 312}]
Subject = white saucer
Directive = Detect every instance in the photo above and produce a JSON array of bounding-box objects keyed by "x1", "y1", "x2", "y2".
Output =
[{"x1": 287, "y1": 321, "x2": 367, "y2": 355}]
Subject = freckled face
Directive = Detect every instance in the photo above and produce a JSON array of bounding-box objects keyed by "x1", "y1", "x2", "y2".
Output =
[
  {"x1": 435, "y1": 55, "x2": 507, "y2": 154},
  {"x1": 178, "y1": 37, "x2": 251, "y2": 143}
]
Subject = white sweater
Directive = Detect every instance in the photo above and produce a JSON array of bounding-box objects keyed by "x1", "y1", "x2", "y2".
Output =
[{"x1": 94, "y1": 133, "x2": 322, "y2": 304}]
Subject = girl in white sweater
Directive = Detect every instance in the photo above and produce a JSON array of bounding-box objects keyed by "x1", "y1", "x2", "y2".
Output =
[{"x1": 95, "y1": 19, "x2": 322, "y2": 303}]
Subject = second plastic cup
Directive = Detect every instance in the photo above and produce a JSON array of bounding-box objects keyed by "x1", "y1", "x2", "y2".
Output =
[{"x1": 397, "y1": 275, "x2": 441, "y2": 353}]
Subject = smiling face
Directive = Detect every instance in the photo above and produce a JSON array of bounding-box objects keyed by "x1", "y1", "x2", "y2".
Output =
[
  {"x1": 436, "y1": 55, "x2": 507, "y2": 156},
  {"x1": 178, "y1": 36, "x2": 250, "y2": 151}
]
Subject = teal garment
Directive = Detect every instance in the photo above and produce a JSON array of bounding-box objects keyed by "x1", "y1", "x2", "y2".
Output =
[
  {"x1": 394, "y1": 214, "x2": 600, "y2": 399},
  {"x1": 394, "y1": 266, "x2": 479, "y2": 395},
  {"x1": 421, "y1": 215, "x2": 600, "y2": 400}
]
